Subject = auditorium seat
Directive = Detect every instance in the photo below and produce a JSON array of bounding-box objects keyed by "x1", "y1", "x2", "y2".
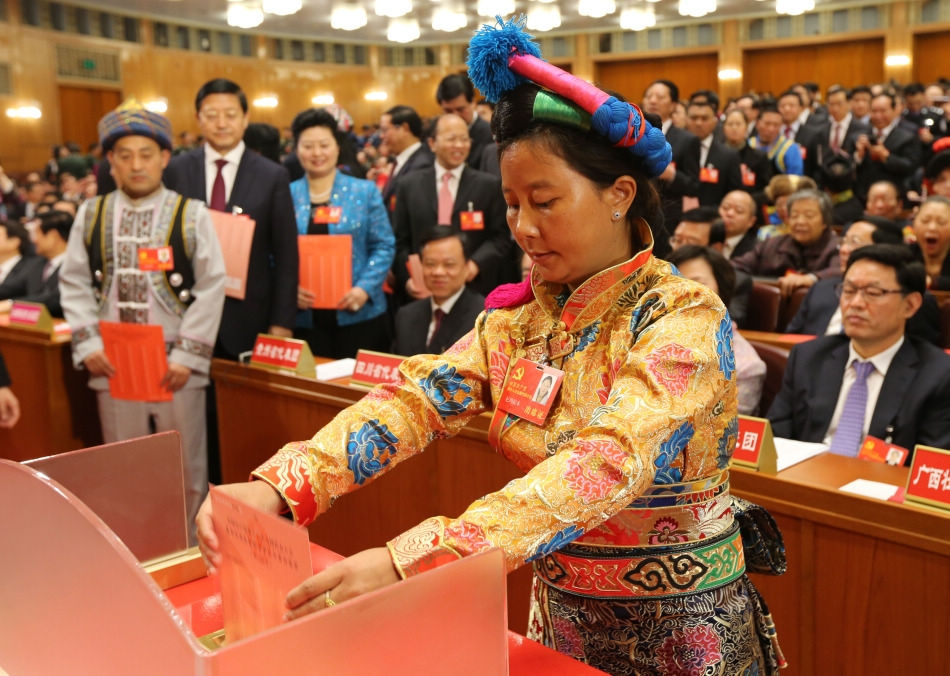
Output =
[
  {"x1": 746, "y1": 282, "x2": 782, "y2": 333},
  {"x1": 748, "y1": 340, "x2": 790, "y2": 416},
  {"x1": 779, "y1": 286, "x2": 810, "y2": 333}
]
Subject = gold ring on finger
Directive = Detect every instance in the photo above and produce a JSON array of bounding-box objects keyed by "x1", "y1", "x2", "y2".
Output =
[{"x1": 324, "y1": 590, "x2": 336, "y2": 608}]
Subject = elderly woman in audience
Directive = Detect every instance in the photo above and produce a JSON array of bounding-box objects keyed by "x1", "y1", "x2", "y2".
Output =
[
  {"x1": 910, "y1": 195, "x2": 950, "y2": 290},
  {"x1": 757, "y1": 174, "x2": 817, "y2": 240},
  {"x1": 721, "y1": 108, "x2": 772, "y2": 194},
  {"x1": 733, "y1": 188, "x2": 840, "y2": 296},
  {"x1": 669, "y1": 245, "x2": 766, "y2": 414}
]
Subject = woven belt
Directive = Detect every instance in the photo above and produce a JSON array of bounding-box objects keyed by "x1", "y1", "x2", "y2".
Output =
[{"x1": 535, "y1": 523, "x2": 745, "y2": 600}]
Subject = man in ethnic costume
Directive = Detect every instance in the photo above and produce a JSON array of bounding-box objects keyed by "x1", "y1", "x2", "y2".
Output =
[{"x1": 60, "y1": 100, "x2": 226, "y2": 542}]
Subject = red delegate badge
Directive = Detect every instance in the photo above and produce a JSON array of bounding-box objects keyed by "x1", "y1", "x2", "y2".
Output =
[
  {"x1": 138, "y1": 246, "x2": 174, "y2": 271},
  {"x1": 699, "y1": 166, "x2": 719, "y2": 183},
  {"x1": 460, "y1": 211, "x2": 484, "y2": 231},
  {"x1": 313, "y1": 206, "x2": 342, "y2": 224},
  {"x1": 497, "y1": 358, "x2": 564, "y2": 426},
  {"x1": 740, "y1": 164, "x2": 756, "y2": 187},
  {"x1": 858, "y1": 436, "x2": 909, "y2": 466}
]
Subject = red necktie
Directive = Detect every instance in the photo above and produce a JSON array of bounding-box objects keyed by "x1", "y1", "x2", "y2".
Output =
[
  {"x1": 437, "y1": 172, "x2": 453, "y2": 226},
  {"x1": 831, "y1": 123, "x2": 842, "y2": 151},
  {"x1": 210, "y1": 158, "x2": 228, "y2": 211},
  {"x1": 784, "y1": 126, "x2": 792, "y2": 139},
  {"x1": 428, "y1": 308, "x2": 446, "y2": 349}
]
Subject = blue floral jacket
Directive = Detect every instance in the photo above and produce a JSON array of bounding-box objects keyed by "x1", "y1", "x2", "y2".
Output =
[{"x1": 290, "y1": 173, "x2": 394, "y2": 326}]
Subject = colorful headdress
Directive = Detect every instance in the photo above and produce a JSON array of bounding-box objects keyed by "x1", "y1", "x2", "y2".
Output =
[
  {"x1": 467, "y1": 16, "x2": 671, "y2": 177},
  {"x1": 924, "y1": 136, "x2": 950, "y2": 183},
  {"x1": 98, "y1": 99, "x2": 173, "y2": 152}
]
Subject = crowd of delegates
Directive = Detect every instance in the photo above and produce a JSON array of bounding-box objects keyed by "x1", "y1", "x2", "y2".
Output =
[{"x1": 0, "y1": 71, "x2": 949, "y2": 515}]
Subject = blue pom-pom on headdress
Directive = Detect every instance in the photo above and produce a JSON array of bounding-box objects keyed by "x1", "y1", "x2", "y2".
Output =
[{"x1": 467, "y1": 16, "x2": 542, "y2": 103}]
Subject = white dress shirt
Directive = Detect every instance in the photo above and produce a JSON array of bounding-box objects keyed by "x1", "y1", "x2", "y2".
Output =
[
  {"x1": 822, "y1": 337, "x2": 904, "y2": 445},
  {"x1": 722, "y1": 233, "x2": 746, "y2": 259},
  {"x1": 828, "y1": 113, "x2": 853, "y2": 148},
  {"x1": 699, "y1": 135, "x2": 713, "y2": 167},
  {"x1": 0, "y1": 254, "x2": 22, "y2": 285},
  {"x1": 434, "y1": 163, "x2": 464, "y2": 206},
  {"x1": 204, "y1": 141, "x2": 245, "y2": 205},
  {"x1": 392, "y1": 141, "x2": 422, "y2": 179}
]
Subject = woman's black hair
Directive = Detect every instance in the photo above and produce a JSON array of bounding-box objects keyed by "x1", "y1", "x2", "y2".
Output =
[
  {"x1": 291, "y1": 108, "x2": 345, "y2": 149},
  {"x1": 666, "y1": 245, "x2": 737, "y2": 307},
  {"x1": 491, "y1": 83, "x2": 662, "y2": 253}
]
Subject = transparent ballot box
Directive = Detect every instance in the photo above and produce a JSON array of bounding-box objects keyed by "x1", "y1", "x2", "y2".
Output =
[{"x1": 0, "y1": 434, "x2": 510, "y2": 675}]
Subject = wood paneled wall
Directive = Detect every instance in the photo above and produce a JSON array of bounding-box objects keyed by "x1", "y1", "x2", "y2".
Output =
[
  {"x1": 742, "y1": 38, "x2": 885, "y2": 97},
  {"x1": 595, "y1": 52, "x2": 719, "y2": 105},
  {"x1": 912, "y1": 30, "x2": 950, "y2": 84}
]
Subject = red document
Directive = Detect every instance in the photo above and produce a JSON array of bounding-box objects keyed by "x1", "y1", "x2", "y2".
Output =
[
  {"x1": 99, "y1": 321, "x2": 172, "y2": 402},
  {"x1": 298, "y1": 234, "x2": 352, "y2": 309},
  {"x1": 209, "y1": 210, "x2": 256, "y2": 300},
  {"x1": 211, "y1": 485, "x2": 313, "y2": 642}
]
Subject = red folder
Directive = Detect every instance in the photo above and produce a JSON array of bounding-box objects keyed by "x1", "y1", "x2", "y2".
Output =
[
  {"x1": 298, "y1": 234, "x2": 352, "y2": 309},
  {"x1": 99, "y1": 321, "x2": 172, "y2": 402},
  {"x1": 209, "y1": 211, "x2": 256, "y2": 300}
]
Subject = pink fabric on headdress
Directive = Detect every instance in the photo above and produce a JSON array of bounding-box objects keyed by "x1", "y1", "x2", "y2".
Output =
[
  {"x1": 508, "y1": 54, "x2": 608, "y2": 115},
  {"x1": 485, "y1": 278, "x2": 534, "y2": 310}
]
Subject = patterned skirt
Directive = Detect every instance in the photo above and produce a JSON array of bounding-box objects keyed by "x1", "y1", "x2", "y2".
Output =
[{"x1": 526, "y1": 473, "x2": 783, "y2": 675}]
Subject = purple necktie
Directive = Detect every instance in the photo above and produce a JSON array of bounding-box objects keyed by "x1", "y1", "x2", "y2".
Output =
[
  {"x1": 210, "y1": 158, "x2": 227, "y2": 212},
  {"x1": 829, "y1": 360, "x2": 875, "y2": 456}
]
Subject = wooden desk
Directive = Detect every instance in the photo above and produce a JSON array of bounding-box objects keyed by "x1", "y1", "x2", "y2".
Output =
[
  {"x1": 0, "y1": 325, "x2": 101, "y2": 460},
  {"x1": 211, "y1": 360, "x2": 950, "y2": 674},
  {"x1": 739, "y1": 329, "x2": 816, "y2": 351}
]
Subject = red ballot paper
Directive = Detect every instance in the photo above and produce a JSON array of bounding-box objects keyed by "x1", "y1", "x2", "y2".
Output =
[
  {"x1": 299, "y1": 234, "x2": 352, "y2": 309},
  {"x1": 99, "y1": 321, "x2": 172, "y2": 402},
  {"x1": 211, "y1": 485, "x2": 313, "y2": 643},
  {"x1": 209, "y1": 210, "x2": 256, "y2": 300},
  {"x1": 406, "y1": 253, "x2": 431, "y2": 299}
]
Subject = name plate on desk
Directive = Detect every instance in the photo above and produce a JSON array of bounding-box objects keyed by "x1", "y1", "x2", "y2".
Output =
[
  {"x1": 250, "y1": 334, "x2": 315, "y2": 377},
  {"x1": 905, "y1": 445, "x2": 950, "y2": 513},
  {"x1": 350, "y1": 349, "x2": 404, "y2": 387},
  {"x1": 731, "y1": 415, "x2": 778, "y2": 474},
  {"x1": 9, "y1": 301, "x2": 53, "y2": 334}
]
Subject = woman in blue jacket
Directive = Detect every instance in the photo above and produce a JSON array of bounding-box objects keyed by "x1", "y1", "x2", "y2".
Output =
[{"x1": 289, "y1": 108, "x2": 395, "y2": 358}]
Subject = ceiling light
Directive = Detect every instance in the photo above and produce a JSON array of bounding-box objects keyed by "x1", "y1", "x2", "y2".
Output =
[
  {"x1": 718, "y1": 68, "x2": 742, "y2": 80},
  {"x1": 619, "y1": 5, "x2": 654, "y2": 30},
  {"x1": 776, "y1": 0, "x2": 814, "y2": 15},
  {"x1": 375, "y1": 0, "x2": 412, "y2": 17},
  {"x1": 143, "y1": 98, "x2": 168, "y2": 114},
  {"x1": 5, "y1": 104, "x2": 42, "y2": 120},
  {"x1": 330, "y1": 3, "x2": 368, "y2": 30},
  {"x1": 262, "y1": 0, "x2": 302, "y2": 15},
  {"x1": 678, "y1": 0, "x2": 715, "y2": 18},
  {"x1": 312, "y1": 94, "x2": 336, "y2": 105},
  {"x1": 579, "y1": 0, "x2": 616, "y2": 18},
  {"x1": 885, "y1": 54, "x2": 911, "y2": 67},
  {"x1": 252, "y1": 95, "x2": 279, "y2": 108},
  {"x1": 226, "y1": 3, "x2": 264, "y2": 28},
  {"x1": 387, "y1": 17, "x2": 420, "y2": 42},
  {"x1": 476, "y1": 0, "x2": 515, "y2": 16},
  {"x1": 432, "y1": 7, "x2": 467, "y2": 32},
  {"x1": 365, "y1": 91, "x2": 389, "y2": 101},
  {"x1": 526, "y1": 3, "x2": 561, "y2": 31}
]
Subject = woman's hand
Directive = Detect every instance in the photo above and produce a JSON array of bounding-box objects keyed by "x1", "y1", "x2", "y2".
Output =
[
  {"x1": 284, "y1": 547, "x2": 400, "y2": 621},
  {"x1": 338, "y1": 286, "x2": 369, "y2": 313},
  {"x1": 778, "y1": 272, "x2": 816, "y2": 297},
  {"x1": 297, "y1": 285, "x2": 315, "y2": 310},
  {"x1": 195, "y1": 480, "x2": 286, "y2": 574}
]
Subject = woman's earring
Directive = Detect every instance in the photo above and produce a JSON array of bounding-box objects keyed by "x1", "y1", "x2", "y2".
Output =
[{"x1": 612, "y1": 211, "x2": 622, "y2": 221}]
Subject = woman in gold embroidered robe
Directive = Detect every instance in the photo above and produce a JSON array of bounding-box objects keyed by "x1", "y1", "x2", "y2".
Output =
[{"x1": 197, "y1": 28, "x2": 783, "y2": 676}]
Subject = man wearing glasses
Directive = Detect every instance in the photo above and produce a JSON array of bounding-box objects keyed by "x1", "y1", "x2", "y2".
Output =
[{"x1": 768, "y1": 244, "x2": 950, "y2": 462}]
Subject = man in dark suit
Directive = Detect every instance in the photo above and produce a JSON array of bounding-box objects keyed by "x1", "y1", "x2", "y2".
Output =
[
  {"x1": 377, "y1": 105, "x2": 433, "y2": 218},
  {"x1": 436, "y1": 73, "x2": 494, "y2": 173},
  {"x1": 785, "y1": 217, "x2": 940, "y2": 341},
  {"x1": 393, "y1": 230, "x2": 484, "y2": 356},
  {"x1": 769, "y1": 244, "x2": 950, "y2": 459},
  {"x1": 854, "y1": 92, "x2": 923, "y2": 201},
  {"x1": 718, "y1": 190, "x2": 759, "y2": 260},
  {"x1": 0, "y1": 220, "x2": 37, "y2": 287},
  {"x1": 686, "y1": 99, "x2": 743, "y2": 207},
  {"x1": 777, "y1": 90, "x2": 822, "y2": 152},
  {"x1": 163, "y1": 78, "x2": 298, "y2": 359},
  {"x1": 0, "y1": 209, "x2": 70, "y2": 317},
  {"x1": 642, "y1": 79, "x2": 700, "y2": 257},
  {"x1": 393, "y1": 114, "x2": 510, "y2": 300},
  {"x1": 804, "y1": 85, "x2": 872, "y2": 181}
]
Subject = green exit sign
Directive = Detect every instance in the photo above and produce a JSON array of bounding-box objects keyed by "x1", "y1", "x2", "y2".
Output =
[{"x1": 81, "y1": 58, "x2": 96, "y2": 69}]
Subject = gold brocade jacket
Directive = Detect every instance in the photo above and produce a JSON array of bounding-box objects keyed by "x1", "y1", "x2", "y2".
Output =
[{"x1": 253, "y1": 224, "x2": 739, "y2": 579}]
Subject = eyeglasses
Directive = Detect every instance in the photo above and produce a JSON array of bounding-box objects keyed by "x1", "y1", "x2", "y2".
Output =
[
  {"x1": 199, "y1": 109, "x2": 243, "y2": 122},
  {"x1": 669, "y1": 236, "x2": 705, "y2": 248},
  {"x1": 835, "y1": 283, "x2": 905, "y2": 301}
]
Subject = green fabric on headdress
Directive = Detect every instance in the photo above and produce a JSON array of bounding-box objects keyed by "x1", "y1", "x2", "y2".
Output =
[{"x1": 532, "y1": 91, "x2": 591, "y2": 132}]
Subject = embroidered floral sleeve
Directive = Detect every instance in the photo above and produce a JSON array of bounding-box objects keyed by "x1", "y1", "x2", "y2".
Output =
[{"x1": 251, "y1": 322, "x2": 491, "y2": 525}]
